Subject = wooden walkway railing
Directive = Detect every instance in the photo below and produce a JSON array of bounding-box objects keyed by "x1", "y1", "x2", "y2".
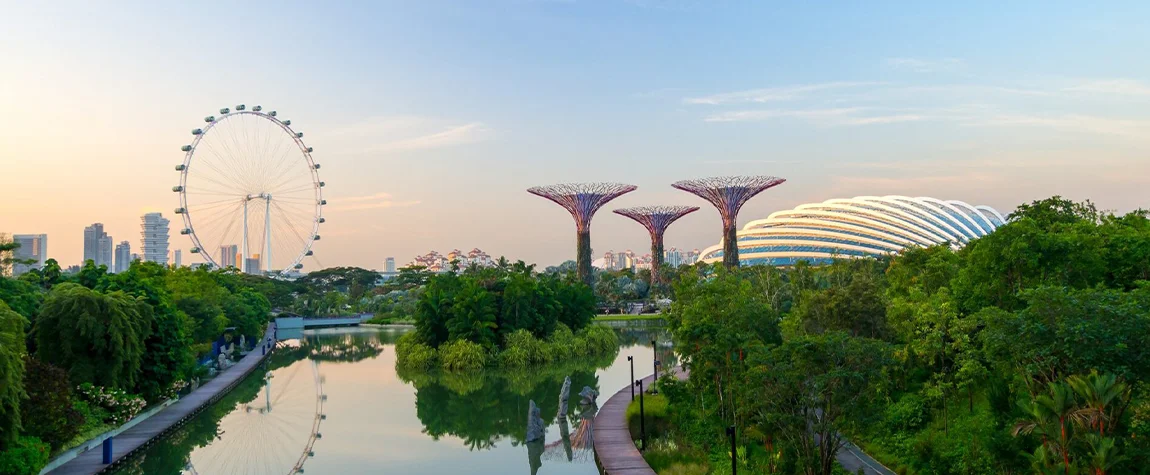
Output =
[{"x1": 47, "y1": 326, "x2": 277, "y2": 474}]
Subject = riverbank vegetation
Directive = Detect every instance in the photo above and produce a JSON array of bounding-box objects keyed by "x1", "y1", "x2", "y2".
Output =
[
  {"x1": 395, "y1": 261, "x2": 618, "y2": 371},
  {"x1": 647, "y1": 197, "x2": 1150, "y2": 474},
  {"x1": 0, "y1": 260, "x2": 289, "y2": 474}
]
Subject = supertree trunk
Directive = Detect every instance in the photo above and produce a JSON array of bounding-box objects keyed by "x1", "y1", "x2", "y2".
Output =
[
  {"x1": 650, "y1": 238, "x2": 665, "y2": 285},
  {"x1": 722, "y1": 221, "x2": 739, "y2": 269},
  {"x1": 577, "y1": 228, "x2": 592, "y2": 287}
]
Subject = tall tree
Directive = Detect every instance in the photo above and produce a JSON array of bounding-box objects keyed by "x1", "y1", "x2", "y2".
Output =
[
  {"x1": 0, "y1": 300, "x2": 27, "y2": 449},
  {"x1": 35, "y1": 284, "x2": 152, "y2": 390}
]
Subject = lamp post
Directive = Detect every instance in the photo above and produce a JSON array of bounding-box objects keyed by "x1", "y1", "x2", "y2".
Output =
[
  {"x1": 627, "y1": 355, "x2": 635, "y2": 400},
  {"x1": 727, "y1": 425, "x2": 737, "y2": 475},
  {"x1": 652, "y1": 339, "x2": 659, "y2": 381},
  {"x1": 634, "y1": 379, "x2": 646, "y2": 451}
]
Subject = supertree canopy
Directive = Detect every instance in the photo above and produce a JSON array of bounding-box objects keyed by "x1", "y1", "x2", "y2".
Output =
[
  {"x1": 613, "y1": 206, "x2": 699, "y2": 285},
  {"x1": 528, "y1": 183, "x2": 637, "y2": 286},
  {"x1": 672, "y1": 175, "x2": 786, "y2": 268}
]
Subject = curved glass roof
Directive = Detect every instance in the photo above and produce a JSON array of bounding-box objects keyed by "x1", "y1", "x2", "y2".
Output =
[{"x1": 700, "y1": 196, "x2": 1005, "y2": 266}]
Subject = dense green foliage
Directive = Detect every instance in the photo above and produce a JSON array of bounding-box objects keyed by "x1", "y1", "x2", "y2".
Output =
[
  {"x1": 399, "y1": 261, "x2": 613, "y2": 369},
  {"x1": 0, "y1": 436, "x2": 50, "y2": 475},
  {"x1": 656, "y1": 197, "x2": 1150, "y2": 474},
  {"x1": 0, "y1": 300, "x2": 27, "y2": 448},
  {"x1": 19, "y1": 358, "x2": 82, "y2": 450}
]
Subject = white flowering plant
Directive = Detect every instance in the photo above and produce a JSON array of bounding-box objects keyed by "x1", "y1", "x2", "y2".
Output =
[{"x1": 76, "y1": 383, "x2": 147, "y2": 425}]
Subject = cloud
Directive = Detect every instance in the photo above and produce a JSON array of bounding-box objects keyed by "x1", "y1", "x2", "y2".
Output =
[
  {"x1": 703, "y1": 107, "x2": 927, "y2": 126},
  {"x1": 317, "y1": 116, "x2": 492, "y2": 155},
  {"x1": 684, "y1": 82, "x2": 883, "y2": 105},
  {"x1": 1064, "y1": 79, "x2": 1150, "y2": 96},
  {"x1": 885, "y1": 57, "x2": 965, "y2": 73},
  {"x1": 327, "y1": 192, "x2": 420, "y2": 212},
  {"x1": 963, "y1": 113, "x2": 1150, "y2": 138}
]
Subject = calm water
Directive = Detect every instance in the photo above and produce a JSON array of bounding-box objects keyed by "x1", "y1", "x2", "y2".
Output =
[{"x1": 110, "y1": 326, "x2": 672, "y2": 475}]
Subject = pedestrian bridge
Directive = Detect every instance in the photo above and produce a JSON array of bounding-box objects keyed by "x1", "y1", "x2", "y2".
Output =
[{"x1": 275, "y1": 314, "x2": 372, "y2": 330}]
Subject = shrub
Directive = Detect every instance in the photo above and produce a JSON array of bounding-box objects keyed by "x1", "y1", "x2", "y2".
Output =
[
  {"x1": 500, "y1": 330, "x2": 550, "y2": 367},
  {"x1": 546, "y1": 324, "x2": 580, "y2": 360},
  {"x1": 439, "y1": 339, "x2": 488, "y2": 371},
  {"x1": 395, "y1": 332, "x2": 437, "y2": 371},
  {"x1": 0, "y1": 436, "x2": 50, "y2": 475},
  {"x1": 884, "y1": 393, "x2": 927, "y2": 432},
  {"x1": 577, "y1": 324, "x2": 619, "y2": 355},
  {"x1": 20, "y1": 358, "x2": 83, "y2": 450},
  {"x1": 75, "y1": 383, "x2": 146, "y2": 425}
]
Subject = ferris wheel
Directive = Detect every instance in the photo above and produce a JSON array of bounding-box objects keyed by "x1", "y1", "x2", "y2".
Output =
[{"x1": 173, "y1": 105, "x2": 325, "y2": 275}]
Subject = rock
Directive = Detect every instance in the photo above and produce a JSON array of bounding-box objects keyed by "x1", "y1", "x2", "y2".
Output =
[
  {"x1": 579, "y1": 386, "x2": 598, "y2": 404},
  {"x1": 526, "y1": 400, "x2": 546, "y2": 443},
  {"x1": 557, "y1": 376, "x2": 571, "y2": 421}
]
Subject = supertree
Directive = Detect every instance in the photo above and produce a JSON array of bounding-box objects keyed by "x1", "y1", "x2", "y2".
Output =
[
  {"x1": 613, "y1": 206, "x2": 699, "y2": 285},
  {"x1": 672, "y1": 175, "x2": 786, "y2": 268},
  {"x1": 528, "y1": 183, "x2": 637, "y2": 286}
]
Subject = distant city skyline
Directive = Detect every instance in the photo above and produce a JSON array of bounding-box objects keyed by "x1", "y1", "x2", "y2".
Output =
[{"x1": 3, "y1": 2, "x2": 1149, "y2": 270}]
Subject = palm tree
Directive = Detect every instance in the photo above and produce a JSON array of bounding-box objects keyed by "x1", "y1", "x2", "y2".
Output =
[
  {"x1": 1067, "y1": 372, "x2": 1129, "y2": 436},
  {"x1": 1083, "y1": 434, "x2": 1122, "y2": 475},
  {"x1": 1014, "y1": 382, "x2": 1078, "y2": 473}
]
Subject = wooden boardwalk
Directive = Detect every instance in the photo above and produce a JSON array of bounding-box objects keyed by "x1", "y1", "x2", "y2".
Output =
[
  {"x1": 48, "y1": 326, "x2": 277, "y2": 475},
  {"x1": 593, "y1": 368, "x2": 687, "y2": 475}
]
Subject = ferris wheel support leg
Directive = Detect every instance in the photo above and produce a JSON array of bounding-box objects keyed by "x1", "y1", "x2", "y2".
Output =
[
  {"x1": 265, "y1": 196, "x2": 272, "y2": 273},
  {"x1": 242, "y1": 199, "x2": 249, "y2": 273}
]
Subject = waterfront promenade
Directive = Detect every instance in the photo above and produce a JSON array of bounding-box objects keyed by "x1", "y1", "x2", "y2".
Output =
[
  {"x1": 48, "y1": 326, "x2": 277, "y2": 475},
  {"x1": 593, "y1": 368, "x2": 687, "y2": 475}
]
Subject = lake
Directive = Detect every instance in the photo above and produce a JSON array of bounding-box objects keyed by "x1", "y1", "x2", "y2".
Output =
[{"x1": 110, "y1": 325, "x2": 672, "y2": 475}]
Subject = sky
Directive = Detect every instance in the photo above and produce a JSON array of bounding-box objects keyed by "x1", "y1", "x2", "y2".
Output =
[{"x1": 2, "y1": 0, "x2": 1150, "y2": 270}]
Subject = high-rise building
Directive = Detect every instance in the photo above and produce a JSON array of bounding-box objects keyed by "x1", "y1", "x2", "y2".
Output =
[
  {"x1": 219, "y1": 244, "x2": 239, "y2": 269},
  {"x1": 664, "y1": 247, "x2": 684, "y2": 268},
  {"x1": 244, "y1": 254, "x2": 261, "y2": 275},
  {"x1": 83, "y1": 223, "x2": 107, "y2": 265},
  {"x1": 12, "y1": 234, "x2": 47, "y2": 276},
  {"x1": 385, "y1": 257, "x2": 396, "y2": 273},
  {"x1": 130, "y1": 253, "x2": 140, "y2": 263},
  {"x1": 141, "y1": 213, "x2": 170, "y2": 265},
  {"x1": 97, "y1": 235, "x2": 113, "y2": 269},
  {"x1": 114, "y1": 241, "x2": 131, "y2": 273},
  {"x1": 174, "y1": 249, "x2": 182, "y2": 268}
]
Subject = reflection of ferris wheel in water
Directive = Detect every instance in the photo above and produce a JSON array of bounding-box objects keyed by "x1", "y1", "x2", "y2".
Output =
[
  {"x1": 185, "y1": 359, "x2": 326, "y2": 475},
  {"x1": 173, "y1": 105, "x2": 325, "y2": 275}
]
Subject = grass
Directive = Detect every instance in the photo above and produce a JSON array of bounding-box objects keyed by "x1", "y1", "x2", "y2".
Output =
[{"x1": 595, "y1": 314, "x2": 666, "y2": 322}]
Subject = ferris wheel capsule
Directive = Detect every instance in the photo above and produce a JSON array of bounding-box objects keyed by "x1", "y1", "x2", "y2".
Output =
[
  {"x1": 294, "y1": 263, "x2": 304, "y2": 269},
  {"x1": 180, "y1": 228, "x2": 191, "y2": 235},
  {"x1": 219, "y1": 107, "x2": 230, "y2": 114},
  {"x1": 268, "y1": 110, "x2": 276, "y2": 117},
  {"x1": 172, "y1": 186, "x2": 183, "y2": 192},
  {"x1": 205, "y1": 116, "x2": 215, "y2": 123},
  {"x1": 317, "y1": 217, "x2": 325, "y2": 223},
  {"x1": 190, "y1": 247, "x2": 200, "y2": 253},
  {"x1": 313, "y1": 164, "x2": 320, "y2": 169},
  {"x1": 252, "y1": 105, "x2": 262, "y2": 112},
  {"x1": 306, "y1": 147, "x2": 313, "y2": 153},
  {"x1": 235, "y1": 104, "x2": 246, "y2": 111},
  {"x1": 305, "y1": 250, "x2": 313, "y2": 256},
  {"x1": 319, "y1": 199, "x2": 326, "y2": 205},
  {"x1": 175, "y1": 207, "x2": 186, "y2": 214},
  {"x1": 318, "y1": 181, "x2": 325, "y2": 187},
  {"x1": 313, "y1": 235, "x2": 321, "y2": 241},
  {"x1": 283, "y1": 119, "x2": 291, "y2": 126},
  {"x1": 192, "y1": 128, "x2": 203, "y2": 135},
  {"x1": 181, "y1": 145, "x2": 192, "y2": 152},
  {"x1": 175, "y1": 164, "x2": 186, "y2": 171}
]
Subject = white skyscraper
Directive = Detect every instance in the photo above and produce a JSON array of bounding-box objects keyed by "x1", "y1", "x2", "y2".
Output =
[
  {"x1": 174, "y1": 249, "x2": 182, "y2": 268},
  {"x1": 114, "y1": 241, "x2": 131, "y2": 273},
  {"x1": 83, "y1": 223, "x2": 106, "y2": 265},
  {"x1": 141, "y1": 213, "x2": 170, "y2": 265},
  {"x1": 97, "y1": 235, "x2": 114, "y2": 269},
  {"x1": 12, "y1": 234, "x2": 47, "y2": 276},
  {"x1": 385, "y1": 257, "x2": 396, "y2": 273}
]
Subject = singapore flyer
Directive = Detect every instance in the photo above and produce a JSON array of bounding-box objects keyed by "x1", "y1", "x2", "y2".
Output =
[{"x1": 174, "y1": 105, "x2": 325, "y2": 275}]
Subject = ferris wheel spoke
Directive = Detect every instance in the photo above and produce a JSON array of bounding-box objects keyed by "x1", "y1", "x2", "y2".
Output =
[
  {"x1": 199, "y1": 132, "x2": 251, "y2": 191},
  {"x1": 189, "y1": 143, "x2": 249, "y2": 192}
]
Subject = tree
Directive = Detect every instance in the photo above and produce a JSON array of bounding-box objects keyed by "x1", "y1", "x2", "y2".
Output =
[
  {"x1": 790, "y1": 273, "x2": 888, "y2": 340},
  {"x1": 446, "y1": 281, "x2": 497, "y2": 347},
  {"x1": 76, "y1": 259, "x2": 108, "y2": 289},
  {"x1": 746, "y1": 332, "x2": 892, "y2": 475},
  {"x1": 35, "y1": 283, "x2": 152, "y2": 390},
  {"x1": 0, "y1": 300, "x2": 27, "y2": 449},
  {"x1": 19, "y1": 358, "x2": 81, "y2": 450}
]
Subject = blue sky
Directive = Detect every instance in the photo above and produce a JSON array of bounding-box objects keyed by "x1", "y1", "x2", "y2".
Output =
[{"x1": 2, "y1": 1, "x2": 1149, "y2": 269}]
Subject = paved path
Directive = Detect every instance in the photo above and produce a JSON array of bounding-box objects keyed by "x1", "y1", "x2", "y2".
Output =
[
  {"x1": 48, "y1": 326, "x2": 277, "y2": 475},
  {"x1": 593, "y1": 367, "x2": 688, "y2": 475},
  {"x1": 592, "y1": 367, "x2": 894, "y2": 475}
]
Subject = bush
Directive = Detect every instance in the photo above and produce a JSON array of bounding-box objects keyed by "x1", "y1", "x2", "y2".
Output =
[
  {"x1": 20, "y1": 358, "x2": 83, "y2": 450},
  {"x1": 546, "y1": 324, "x2": 582, "y2": 360},
  {"x1": 439, "y1": 339, "x2": 488, "y2": 371},
  {"x1": 884, "y1": 393, "x2": 927, "y2": 432},
  {"x1": 500, "y1": 330, "x2": 550, "y2": 367},
  {"x1": 395, "y1": 332, "x2": 437, "y2": 371},
  {"x1": 75, "y1": 383, "x2": 146, "y2": 425},
  {"x1": 0, "y1": 436, "x2": 50, "y2": 475},
  {"x1": 577, "y1": 324, "x2": 619, "y2": 355}
]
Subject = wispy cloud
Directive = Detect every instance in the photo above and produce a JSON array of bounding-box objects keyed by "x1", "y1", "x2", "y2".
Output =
[
  {"x1": 885, "y1": 57, "x2": 965, "y2": 73},
  {"x1": 327, "y1": 192, "x2": 420, "y2": 212},
  {"x1": 704, "y1": 107, "x2": 927, "y2": 126},
  {"x1": 964, "y1": 113, "x2": 1150, "y2": 138},
  {"x1": 318, "y1": 116, "x2": 492, "y2": 155},
  {"x1": 684, "y1": 82, "x2": 883, "y2": 105},
  {"x1": 1064, "y1": 79, "x2": 1150, "y2": 96}
]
